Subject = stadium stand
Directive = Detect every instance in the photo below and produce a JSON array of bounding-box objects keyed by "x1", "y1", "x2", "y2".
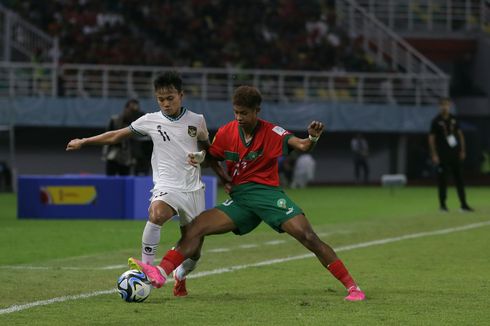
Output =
[
  {"x1": 356, "y1": 0, "x2": 489, "y2": 35},
  {"x1": 0, "y1": 0, "x2": 449, "y2": 106},
  {"x1": 4, "y1": 0, "x2": 376, "y2": 71},
  {"x1": 0, "y1": 0, "x2": 487, "y2": 184}
]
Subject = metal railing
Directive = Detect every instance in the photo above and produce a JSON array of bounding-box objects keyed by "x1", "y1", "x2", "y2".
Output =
[
  {"x1": 336, "y1": 0, "x2": 448, "y2": 76},
  {"x1": 355, "y1": 0, "x2": 489, "y2": 34},
  {"x1": 484, "y1": 0, "x2": 490, "y2": 33},
  {"x1": 0, "y1": 3, "x2": 59, "y2": 62},
  {"x1": 0, "y1": 62, "x2": 448, "y2": 106}
]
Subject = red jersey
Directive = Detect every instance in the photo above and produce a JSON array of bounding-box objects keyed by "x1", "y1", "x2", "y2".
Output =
[{"x1": 209, "y1": 119, "x2": 293, "y2": 187}]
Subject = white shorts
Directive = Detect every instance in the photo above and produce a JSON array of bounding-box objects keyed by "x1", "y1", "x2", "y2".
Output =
[{"x1": 150, "y1": 187, "x2": 205, "y2": 226}]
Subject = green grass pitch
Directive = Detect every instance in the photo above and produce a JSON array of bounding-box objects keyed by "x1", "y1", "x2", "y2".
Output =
[{"x1": 1, "y1": 186, "x2": 489, "y2": 325}]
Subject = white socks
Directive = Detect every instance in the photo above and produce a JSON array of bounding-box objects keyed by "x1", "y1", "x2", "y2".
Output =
[
  {"x1": 174, "y1": 258, "x2": 198, "y2": 280},
  {"x1": 141, "y1": 219, "x2": 199, "y2": 280},
  {"x1": 141, "y1": 221, "x2": 161, "y2": 264}
]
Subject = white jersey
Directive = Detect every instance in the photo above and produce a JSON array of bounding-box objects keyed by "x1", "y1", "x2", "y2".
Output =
[{"x1": 130, "y1": 108, "x2": 209, "y2": 192}]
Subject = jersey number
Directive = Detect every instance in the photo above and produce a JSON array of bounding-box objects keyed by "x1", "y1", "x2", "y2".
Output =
[{"x1": 157, "y1": 129, "x2": 171, "y2": 142}]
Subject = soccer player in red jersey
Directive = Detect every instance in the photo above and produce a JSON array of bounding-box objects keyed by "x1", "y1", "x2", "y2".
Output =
[{"x1": 129, "y1": 85, "x2": 366, "y2": 301}]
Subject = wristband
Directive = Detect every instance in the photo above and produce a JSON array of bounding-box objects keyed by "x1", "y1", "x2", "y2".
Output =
[{"x1": 308, "y1": 134, "x2": 319, "y2": 142}]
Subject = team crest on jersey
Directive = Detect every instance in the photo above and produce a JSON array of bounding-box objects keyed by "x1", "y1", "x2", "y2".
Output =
[
  {"x1": 276, "y1": 198, "x2": 287, "y2": 209},
  {"x1": 188, "y1": 126, "x2": 197, "y2": 137}
]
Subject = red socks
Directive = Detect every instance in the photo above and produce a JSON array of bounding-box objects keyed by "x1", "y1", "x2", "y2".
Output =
[
  {"x1": 159, "y1": 249, "x2": 185, "y2": 276},
  {"x1": 327, "y1": 259, "x2": 357, "y2": 290},
  {"x1": 158, "y1": 251, "x2": 357, "y2": 290}
]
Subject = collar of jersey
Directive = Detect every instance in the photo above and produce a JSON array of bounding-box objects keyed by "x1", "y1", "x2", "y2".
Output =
[
  {"x1": 161, "y1": 107, "x2": 186, "y2": 121},
  {"x1": 238, "y1": 120, "x2": 261, "y2": 148}
]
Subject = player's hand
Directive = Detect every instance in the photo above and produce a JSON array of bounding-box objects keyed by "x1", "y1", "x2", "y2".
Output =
[
  {"x1": 307, "y1": 121, "x2": 324, "y2": 138},
  {"x1": 187, "y1": 150, "x2": 206, "y2": 167},
  {"x1": 66, "y1": 139, "x2": 84, "y2": 151},
  {"x1": 459, "y1": 151, "x2": 466, "y2": 161},
  {"x1": 224, "y1": 182, "x2": 232, "y2": 194},
  {"x1": 431, "y1": 154, "x2": 440, "y2": 165}
]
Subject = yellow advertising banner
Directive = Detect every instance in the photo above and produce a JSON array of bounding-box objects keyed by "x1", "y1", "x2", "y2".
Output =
[{"x1": 41, "y1": 186, "x2": 97, "y2": 205}]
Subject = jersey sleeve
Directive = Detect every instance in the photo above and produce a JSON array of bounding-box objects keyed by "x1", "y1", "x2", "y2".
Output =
[
  {"x1": 270, "y1": 125, "x2": 293, "y2": 156},
  {"x1": 130, "y1": 114, "x2": 148, "y2": 136},
  {"x1": 197, "y1": 115, "x2": 209, "y2": 141},
  {"x1": 208, "y1": 126, "x2": 227, "y2": 160},
  {"x1": 282, "y1": 133, "x2": 294, "y2": 155}
]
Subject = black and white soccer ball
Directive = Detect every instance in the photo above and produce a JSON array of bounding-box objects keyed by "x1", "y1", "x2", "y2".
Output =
[{"x1": 117, "y1": 269, "x2": 152, "y2": 302}]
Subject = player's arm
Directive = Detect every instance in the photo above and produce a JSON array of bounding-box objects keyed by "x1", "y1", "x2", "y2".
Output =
[
  {"x1": 428, "y1": 133, "x2": 439, "y2": 165},
  {"x1": 188, "y1": 140, "x2": 232, "y2": 186},
  {"x1": 457, "y1": 129, "x2": 466, "y2": 161},
  {"x1": 66, "y1": 127, "x2": 133, "y2": 151},
  {"x1": 208, "y1": 155, "x2": 232, "y2": 189},
  {"x1": 287, "y1": 120, "x2": 324, "y2": 152}
]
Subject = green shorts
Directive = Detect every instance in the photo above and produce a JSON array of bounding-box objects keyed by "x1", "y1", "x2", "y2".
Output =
[{"x1": 216, "y1": 183, "x2": 303, "y2": 235}]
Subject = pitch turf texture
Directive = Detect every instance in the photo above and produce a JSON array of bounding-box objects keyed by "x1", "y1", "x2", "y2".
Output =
[{"x1": 1, "y1": 186, "x2": 489, "y2": 325}]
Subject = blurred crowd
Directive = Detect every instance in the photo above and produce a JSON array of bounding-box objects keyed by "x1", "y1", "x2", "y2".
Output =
[{"x1": 6, "y1": 0, "x2": 379, "y2": 72}]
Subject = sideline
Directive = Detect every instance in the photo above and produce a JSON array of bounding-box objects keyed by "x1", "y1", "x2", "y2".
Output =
[{"x1": 1, "y1": 220, "x2": 489, "y2": 315}]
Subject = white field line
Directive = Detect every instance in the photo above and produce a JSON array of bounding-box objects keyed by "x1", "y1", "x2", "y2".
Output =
[
  {"x1": 0, "y1": 231, "x2": 347, "y2": 272},
  {"x1": 1, "y1": 220, "x2": 489, "y2": 316},
  {"x1": 264, "y1": 240, "x2": 286, "y2": 245},
  {"x1": 207, "y1": 248, "x2": 231, "y2": 253},
  {"x1": 238, "y1": 244, "x2": 258, "y2": 249}
]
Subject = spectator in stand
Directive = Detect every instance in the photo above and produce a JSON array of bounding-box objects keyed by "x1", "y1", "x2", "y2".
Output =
[{"x1": 8, "y1": 0, "x2": 373, "y2": 72}]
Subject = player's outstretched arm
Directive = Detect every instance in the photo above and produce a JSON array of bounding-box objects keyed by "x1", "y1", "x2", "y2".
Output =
[
  {"x1": 187, "y1": 140, "x2": 232, "y2": 191},
  {"x1": 66, "y1": 127, "x2": 133, "y2": 151},
  {"x1": 287, "y1": 120, "x2": 325, "y2": 152}
]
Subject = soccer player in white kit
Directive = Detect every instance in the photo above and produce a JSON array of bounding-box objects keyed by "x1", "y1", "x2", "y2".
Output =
[{"x1": 66, "y1": 71, "x2": 229, "y2": 296}]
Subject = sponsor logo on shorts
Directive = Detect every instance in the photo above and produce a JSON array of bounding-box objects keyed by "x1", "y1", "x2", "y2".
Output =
[
  {"x1": 276, "y1": 198, "x2": 287, "y2": 209},
  {"x1": 222, "y1": 199, "x2": 234, "y2": 206},
  {"x1": 154, "y1": 192, "x2": 168, "y2": 198}
]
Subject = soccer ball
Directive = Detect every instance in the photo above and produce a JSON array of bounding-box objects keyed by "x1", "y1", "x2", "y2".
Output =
[{"x1": 117, "y1": 269, "x2": 152, "y2": 302}]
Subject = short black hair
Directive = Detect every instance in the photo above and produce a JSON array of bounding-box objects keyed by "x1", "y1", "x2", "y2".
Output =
[
  {"x1": 125, "y1": 98, "x2": 139, "y2": 108},
  {"x1": 233, "y1": 85, "x2": 262, "y2": 108},
  {"x1": 153, "y1": 71, "x2": 183, "y2": 92}
]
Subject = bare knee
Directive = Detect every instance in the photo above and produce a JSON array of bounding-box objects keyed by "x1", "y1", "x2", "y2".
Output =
[
  {"x1": 149, "y1": 203, "x2": 174, "y2": 225},
  {"x1": 296, "y1": 229, "x2": 321, "y2": 247}
]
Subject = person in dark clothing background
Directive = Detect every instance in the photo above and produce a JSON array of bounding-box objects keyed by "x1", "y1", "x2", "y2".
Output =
[
  {"x1": 428, "y1": 97, "x2": 473, "y2": 212},
  {"x1": 351, "y1": 133, "x2": 369, "y2": 184},
  {"x1": 102, "y1": 99, "x2": 144, "y2": 175}
]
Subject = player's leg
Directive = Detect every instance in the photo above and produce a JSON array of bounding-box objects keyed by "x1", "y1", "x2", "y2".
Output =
[
  {"x1": 362, "y1": 159, "x2": 369, "y2": 183},
  {"x1": 163, "y1": 208, "x2": 235, "y2": 271},
  {"x1": 354, "y1": 159, "x2": 360, "y2": 183},
  {"x1": 281, "y1": 214, "x2": 365, "y2": 301},
  {"x1": 436, "y1": 162, "x2": 448, "y2": 210},
  {"x1": 141, "y1": 197, "x2": 177, "y2": 264},
  {"x1": 172, "y1": 225, "x2": 205, "y2": 296},
  {"x1": 450, "y1": 159, "x2": 472, "y2": 211},
  {"x1": 130, "y1": 208, "x2": 236, "y2": 288},
  {"x1": 172, "y1": 187, "x2": 206, "y2": 295}
]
